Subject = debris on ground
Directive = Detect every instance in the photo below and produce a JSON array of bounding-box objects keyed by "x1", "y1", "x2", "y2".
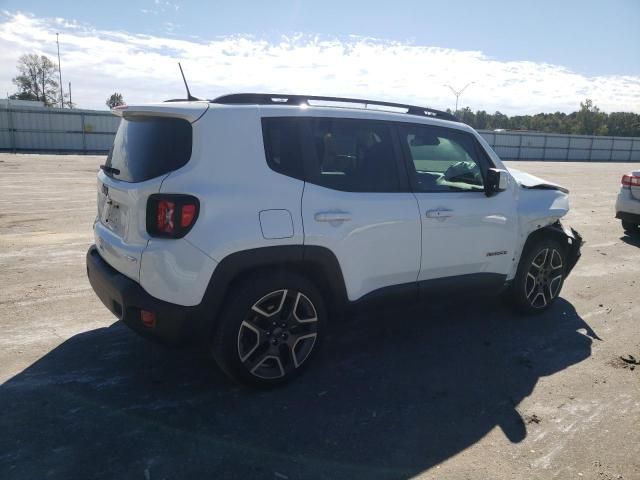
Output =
[
  {"x1": 525, "y1": 414, "x2": 541, "y2": 424},
  {"x1": 608, "y1": 355, "x2": 639, "y2": 371}
]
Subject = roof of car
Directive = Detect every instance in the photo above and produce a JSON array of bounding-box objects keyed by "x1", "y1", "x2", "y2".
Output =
[
  {"x1": 208, "y1": 93, "x2": 459, "y2": 123},
  {"x1": 137, "y1": 93, "x2": 472, "y2": 132}
]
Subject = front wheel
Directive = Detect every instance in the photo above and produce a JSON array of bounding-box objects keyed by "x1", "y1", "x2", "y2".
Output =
[
  {"x1": 211, "y1": 271, "x2": 326, "y2": 387},
  {"x1": 510, "y1": 238, "x2": 566, "y2": 313}
]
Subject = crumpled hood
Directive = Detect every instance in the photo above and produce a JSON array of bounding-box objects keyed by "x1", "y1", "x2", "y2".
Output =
[{"x1": 507, "y1": 167, "x2": 569, "y2": 194}]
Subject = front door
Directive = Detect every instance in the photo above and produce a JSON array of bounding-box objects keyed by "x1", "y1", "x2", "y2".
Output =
[{"x1": 396, "y1": 123, "x2": 517, "y2": 286}]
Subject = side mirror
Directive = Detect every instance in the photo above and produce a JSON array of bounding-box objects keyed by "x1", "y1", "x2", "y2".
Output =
[{"x1": 485, "y1": 168, "x2": 509, "y2": 197}]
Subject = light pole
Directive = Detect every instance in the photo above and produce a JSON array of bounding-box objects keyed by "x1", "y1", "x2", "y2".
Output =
[
  {"x1": 446, "y1": 81, "x2": 474, "y2": 115},
  {"x1": 56, "y1": 33, "x2": 64, "y2": 108}
]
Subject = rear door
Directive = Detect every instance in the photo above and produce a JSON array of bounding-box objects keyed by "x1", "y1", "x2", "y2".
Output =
[
  {"x1": 396, "y1": 123, "x2": 518, "y2": 287},
  {"x1": 95, "y1": 114, "x2": 195, "y2": 282},
  {"x1": 300, "y1": 117, "x2": 421, "y2": 301}
]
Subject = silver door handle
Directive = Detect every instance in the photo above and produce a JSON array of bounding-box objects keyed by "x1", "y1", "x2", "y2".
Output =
[
  {"x1": 314, "y1": 211, "x2": 352, "y2": 223},
  {"x1": 426, "y1": 208, "x2": 453, "y2": 218}
]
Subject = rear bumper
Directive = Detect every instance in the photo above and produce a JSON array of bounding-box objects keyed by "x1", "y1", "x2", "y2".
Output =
[
  {"x1": 616, "y1": 211, "x2": 640, "y2": 225},
  {"x1": 615, "y1": 189, "x2": 640, "y2": 216},
  {"x1": 86, "y1": 245, "x2": 205, "y2": 346}
]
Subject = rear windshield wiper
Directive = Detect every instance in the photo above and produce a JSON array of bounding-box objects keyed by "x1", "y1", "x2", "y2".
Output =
[{"x1": 100, "y1": 164, "x2": 120, "y2": 176}]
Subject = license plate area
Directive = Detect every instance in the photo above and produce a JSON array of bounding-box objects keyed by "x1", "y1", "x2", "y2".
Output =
[{"x1": 101, "y1": 199, "x2": 125, "y2": 236}]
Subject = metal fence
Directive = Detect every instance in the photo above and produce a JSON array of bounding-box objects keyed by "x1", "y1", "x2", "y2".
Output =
[
  {"x1": 478, "y1": 130, "x2": 640, "y2": 162},
  {"x1": 0, "y1": 105, "x2": 120, "y2": 154},
  {"x1": 1, "y1": 105, "x2": 640, "y2": 161}
]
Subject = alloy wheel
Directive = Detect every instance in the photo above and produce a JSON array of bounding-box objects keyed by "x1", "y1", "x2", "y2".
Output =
[
  {"x1": 525, "y1": 248, "x2": 564, "y2": 309},
  {"x1": 237, "y1": 289, "x2": 318, "y2": 380}
]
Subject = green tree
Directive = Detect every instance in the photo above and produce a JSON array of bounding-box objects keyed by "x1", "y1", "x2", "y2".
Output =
[
  {"x1": 458, "y1": 107, "x2": 476, "y2": 126},
  {"x1": 492, "y1": 111, "x2": 509, "y2": 129},
  {"x1": 607, "y1": 112, "x2": 640, "y2": 137},
  {"x1": 10, "y1": 54, "x2": 60, "y2": 106},
  {"x1": 106, "y1": 92, "x2": 125, "y2": 109},
  {"x1": 475, "y1": 110, "x2": 488, "y2": 130},
  {"x1": 573, "y1": 99, "x2": 608, "y2": 135}
]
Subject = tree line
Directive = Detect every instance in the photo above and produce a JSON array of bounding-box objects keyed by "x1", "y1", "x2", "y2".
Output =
[
  {"x1": 8, "y1": 54, "x2": 640, "y2": 137},
  {"x1": 451, "y1": 99, "x2": 640, "y2": 137}
]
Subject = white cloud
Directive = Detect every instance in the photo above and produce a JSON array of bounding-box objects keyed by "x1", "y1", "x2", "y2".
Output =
[{"x1": 0, "y1": 11, "x2": 638, "y2": 114}]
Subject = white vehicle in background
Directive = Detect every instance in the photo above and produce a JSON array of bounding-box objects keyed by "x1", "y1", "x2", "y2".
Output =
[
  {"x1": 86, "y1": 92, "x2": 583, "y2": 387},
  {"x1": 616, "y1": 171, "x2": 640, "y2": 235}
]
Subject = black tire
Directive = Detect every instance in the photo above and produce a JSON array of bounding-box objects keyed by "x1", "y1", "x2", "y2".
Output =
[
  {"x1": 211, "y1": 270, "x2": 326, "y2": 388},
  {"x1": 622, "y1": 220, "x2": 639, "y2": 235},
  {"x1": 509, "y1": 237, "x2": 567, "y2": 314}
]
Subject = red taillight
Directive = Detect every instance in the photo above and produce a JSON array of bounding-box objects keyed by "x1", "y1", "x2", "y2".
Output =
[
  {"x1": 622, "y1": 174, "x2": 640, "y2": 187},
  {"x1": 147, "y1": 194, "x2": 199, "y2": 238},
  {"x1": 157, "y1": 200, "x2": 176, "y2": 233},
  {"x1": 180, "y1": 204, "x2": 197, "y2": 228},
  {"x1": 140, "y1": 310, "x2": 156, "y2": 328}
]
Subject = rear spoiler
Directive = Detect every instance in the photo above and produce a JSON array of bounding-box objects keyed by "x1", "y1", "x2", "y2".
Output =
[{"x1": 111, "y1": 102, "x2": 209, "y2": 123}]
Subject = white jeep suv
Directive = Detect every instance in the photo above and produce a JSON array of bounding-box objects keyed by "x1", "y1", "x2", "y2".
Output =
[{"x1": 87, "y1": 93, "x2": 582, "y2": 386}]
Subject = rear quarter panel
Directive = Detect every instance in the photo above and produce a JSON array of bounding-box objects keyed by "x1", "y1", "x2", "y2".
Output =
[{"x1": 159, "y1": 105, "x2": 306, "y2": 264}]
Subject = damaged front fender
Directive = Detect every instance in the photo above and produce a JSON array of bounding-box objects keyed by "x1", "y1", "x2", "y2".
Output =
[{"x1": 516, "y1": 186, "x2": 570, "y2": 237}]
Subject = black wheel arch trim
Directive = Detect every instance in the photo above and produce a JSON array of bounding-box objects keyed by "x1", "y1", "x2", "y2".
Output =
[
  {"x1": 198, "y1": 245, "x2": 348, "y2": 334},
  {"x1": 522, "y1": 221, "x2": 583, "y2": 277}
]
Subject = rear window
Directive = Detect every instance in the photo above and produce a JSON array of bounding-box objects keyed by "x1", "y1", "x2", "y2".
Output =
[{"x1": 105, "y1": 116, "x2": 192, "y2": 182}]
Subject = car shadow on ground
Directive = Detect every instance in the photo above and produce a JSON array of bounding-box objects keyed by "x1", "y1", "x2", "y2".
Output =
[
  {"x1": 0, "y1": 296, "x2": 598, "y2": 480},
  {"x1": 620, "y1": 232, "x2": 640, "y2": 247}
]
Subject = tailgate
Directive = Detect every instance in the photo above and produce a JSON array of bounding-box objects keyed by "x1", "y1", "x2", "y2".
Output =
[
  {"x1": 95, "y1": 173, "x2": 165, "y2": 282},
  {"x1": 94, "y1": 108, "x2": 199, "y2": 282}
]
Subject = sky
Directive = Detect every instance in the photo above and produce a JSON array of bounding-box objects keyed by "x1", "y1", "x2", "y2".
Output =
[{"x1": 0, "y1": 0, "x2": 638, "y2": 114}]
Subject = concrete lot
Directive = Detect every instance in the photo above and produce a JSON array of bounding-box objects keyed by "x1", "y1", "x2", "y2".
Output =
[{"x1": 0, "y1": 153, "x2": 638, "y2": 480}]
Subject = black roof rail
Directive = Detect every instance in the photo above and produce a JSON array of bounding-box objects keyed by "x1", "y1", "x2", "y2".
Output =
[{"x1": 211, "y1": 93, "x2": 458, "y2": 122}]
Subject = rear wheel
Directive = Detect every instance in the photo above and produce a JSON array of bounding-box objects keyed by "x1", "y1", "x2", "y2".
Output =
[
  {"x1": 622, "y1": 220, "x2": 639, "y2": 235},
  {"x1": 211, "y1": 271, "x2": 325, "y2": 387},
  {"x1": 510, "y1": 238, "x2": 566, "y2": 313}
]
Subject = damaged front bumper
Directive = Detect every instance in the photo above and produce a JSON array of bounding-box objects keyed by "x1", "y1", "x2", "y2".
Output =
[{"x1": 554, "y1": 221, "x2": 583, "y2": 277}]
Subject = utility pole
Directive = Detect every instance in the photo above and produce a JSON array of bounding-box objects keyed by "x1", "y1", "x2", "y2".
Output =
[
  {"x1": 56, "y1": 33, "x2": 64, "y2": 108},
  {"x1": 446, "y1": 82, "x2": 474, "y2": 116},
  {"x1": 68, "y1": 82, "x2": 72, "y2": 108}
]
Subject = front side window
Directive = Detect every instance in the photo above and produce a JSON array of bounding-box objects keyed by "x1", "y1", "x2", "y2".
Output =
[
  {"x1": 399, "y1": 124, "x2": 486, "y2": 192},
  {"x1": 308, "y1": 118, "x2": 400, "y2": 192}
]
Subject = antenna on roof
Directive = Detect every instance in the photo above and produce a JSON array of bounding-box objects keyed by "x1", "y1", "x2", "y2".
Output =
[{"x1": 178, "y1": 62, "x2": 199, "y2": 101}]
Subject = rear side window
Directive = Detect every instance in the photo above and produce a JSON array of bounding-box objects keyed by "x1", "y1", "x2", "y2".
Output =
[
  {"x1": 105, "y1": 116, "x2": 192, "y2": 183},
  {"x1": 261, "y1": 118, "x2": 304, "y2": 180},
  {"x1": 308, "y1": 118, "x2": 400, "y2": 192}
]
